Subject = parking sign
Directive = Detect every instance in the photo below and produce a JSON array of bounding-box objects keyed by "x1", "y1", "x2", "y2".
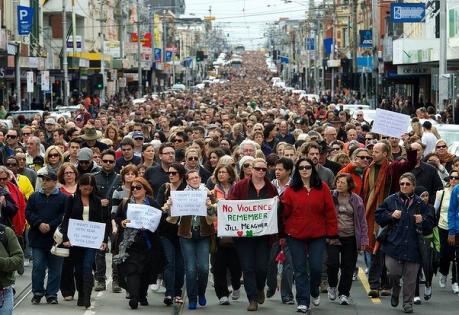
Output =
[{"x1": 17, "y1": 6, "x2": 34, "y2": 35}]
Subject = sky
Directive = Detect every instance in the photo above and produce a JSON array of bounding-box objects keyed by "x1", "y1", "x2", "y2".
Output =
[{"x1": 184, "y1": 0, "x2": 310, "y2": 50}]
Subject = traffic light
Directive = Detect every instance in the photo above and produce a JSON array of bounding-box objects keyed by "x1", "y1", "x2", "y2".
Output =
[
  {"x1": 91, "y1": 73, "x2": 104, "y2": 90},
  {"x1": 196, "y1": 51, "x2": 204, "y2": 62}
]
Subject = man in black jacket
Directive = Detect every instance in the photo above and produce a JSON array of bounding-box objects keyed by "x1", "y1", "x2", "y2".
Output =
[{"x1": 93, "y1": 150, "x2": 121, "y2": 293}]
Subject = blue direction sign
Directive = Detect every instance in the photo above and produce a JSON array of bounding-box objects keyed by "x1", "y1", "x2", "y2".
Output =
[
  {"x1": 390, "y1": 3, "x2": 425, "y2": 23},
  {"x1": 305, "y1": 38, "x2": 315, "y2": 51},
  {"x1": 280, "y1": 56, "x2": 289, "y2": 64},
  {"x1": 17, "y1": 6, "x2": 34, "y2": 35}
]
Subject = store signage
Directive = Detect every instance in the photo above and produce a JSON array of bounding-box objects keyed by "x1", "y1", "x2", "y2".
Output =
[
  {"x1": 390, "y1": 3, "x2": 425, "y2": 23},
  {"x1": 397, "y1": 65, "x2": 431, "y2": 75},
  {"x1": 359, "y1": 30, "x2": 373, "y2": 48}
]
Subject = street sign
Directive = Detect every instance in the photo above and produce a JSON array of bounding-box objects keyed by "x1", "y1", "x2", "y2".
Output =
[
  {"x1": 165, "y1": 51, "x2": 173, "y2": 62},
  {"x1": 359, "y1": 30, "x2": 373, "y2": 48},
  {"x1": 280, "y1": 56, "x2": 289, "y2": 64},
  {"x1": 154, "y1": 48, "x2": 162, "y2": 62},
  {"x1": 41, "y1": 70, "x2": 49, "y2": 91},
  {"x1": 305, "y1": 38, "x2": 315, "y2": 51},
  {"x1": 26, "y1": 71, "x2": 34, "y2": 93},
  {"x1": 390, "y1": 3, "x2": 425, "y2": 23},
  {"x1": 17, "y1": 6, "x2": 34, "y2": 35}
]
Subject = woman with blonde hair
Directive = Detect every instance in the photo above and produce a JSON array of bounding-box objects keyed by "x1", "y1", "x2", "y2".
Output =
[{"x1": 36, "y1": 146, "x2": 64, "y2": 190}]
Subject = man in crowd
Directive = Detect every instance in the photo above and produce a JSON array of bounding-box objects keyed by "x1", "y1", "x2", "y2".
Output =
[
  {"x1": 144, "y1": 142, "x2": 175, "y2": 197},
  {"x1": 0, "y1": 129, "x2": 22, "y2": 165},
  {"x1": 26, "y1": 136, "x2": 44, "y2": 171},
  {"x1": 115, "y1": 138, "x2": 141, "y2": 173},
  {"x1": 76, "y1": 147, "x2": 101, "y2": 175}
]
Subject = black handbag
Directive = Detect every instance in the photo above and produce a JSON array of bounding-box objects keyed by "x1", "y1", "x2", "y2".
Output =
[{"x1": 376, "y1": 224, "x2": 392, "y2": 242}]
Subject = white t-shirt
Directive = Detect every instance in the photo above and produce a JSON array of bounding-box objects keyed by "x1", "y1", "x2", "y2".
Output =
[{"x1": 421, "y1": 131, "x2": 438, "y2": 157}]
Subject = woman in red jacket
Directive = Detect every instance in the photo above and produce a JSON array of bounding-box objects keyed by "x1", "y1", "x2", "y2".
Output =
[
  {"x1": 281, "y1": 158, "x2": 338, "y2": 314},
  {"x1": 228, "y1": 158, "x2": 278, "y2": 312}
]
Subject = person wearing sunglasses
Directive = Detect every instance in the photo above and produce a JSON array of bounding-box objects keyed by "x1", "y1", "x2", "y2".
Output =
[
  {"x1": 435, "y1": 170, "x2": 459, "y2": 294},
  {"x1": 339, "y1": 148, "x2": 372, "y2": 195},
  {"x1": 76, "y1": 147, "x2": 101, "y2": 176},
  {"x1": 375, "y1": 173, "x2": 434, "y2": 314},
  {"x1": 35, "y1": 146, "x2": 64, "y2": 191},
  {"x1": 156, "y1": 163, "x2": 186, "y2": 306},
  {"x1": 280, "y1": 158, "x2": 337, "y2": 313},
  {"x1": 228, "y1": 158, "x2": 278, "y2": 311},
  {"x1": 61, "y1": 174, "x2": 110, "y2": 309},
  {"x1": 434, "y1": 139, "x2": 455, "y2": 173},
  {"x1": 163, "y1": 170, "x2": 215, "y2": 310},
  {"x1": 114, "y1": 177, "x2": 164, "y2": 309},
  {"x1": 184, "y1": 147, "x2": 211, "y2": 184},
  {"x1": 0, "y1": 129, "x2": 22, "y2": 165}
]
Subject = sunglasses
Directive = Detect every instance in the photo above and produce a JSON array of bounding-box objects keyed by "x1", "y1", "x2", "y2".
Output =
[
  {"x1": 0, "y1": 177, "x2": 8, "y2": 181},
  {"x1": 168, "y1": 171, "x2": 178, "y2": 176},
  {"x1": 7, "y1": 135, "x2": 17, "y2": 139},
  {"x1": 253, "y1": 167, "x2": 267, "y2": 172},
  {"x1": 331, "y1": 147, "x2": 340, "y2": 151},
  {"x1": 174, "y1": 139, "x2": 184, "y2": 143},
  {"x1": 103, "y1": 159, "x2": 115, "y2": 164},
  {"x1": 49, "y1": 153, "x2": 60, "y2": 158},
  {"x1": 188, "y1": 156, "x2": 199, "y2": 161},
  {"x1": 436, "y1": 145, "x2": 447, "y2": 149},
  {"x1": 243, "y1": 163, "x2": 251, "y2": 168},
  {"x1": 78, "y1": 160, "x2": 91, "y2": 165},
  {"x1": 450, "y1": 176, "x2": 459, "y2": 180},
  {"x1": 5, "y1": 163, "x2": 17, "y2": 167},
  {"x1": 132, "y1": 185, "x2": 144, "y2": 191},
  {"x1": 134, "y1": 137, "x2": 144, "y2": 141},
  {"x1": 298, "y1": 165, "x2": 313, "y2": 171},
  {"x1": 357, "y1": 156, "x2": 372, "y2": 160},
  {"x1": 399, "y1": 182, "x2": 412, "y2": 186}
]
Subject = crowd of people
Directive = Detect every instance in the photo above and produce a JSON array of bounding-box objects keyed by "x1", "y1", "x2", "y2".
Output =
[{"x1": 0, "y1": 50, "x2": 459, "y2": 315}]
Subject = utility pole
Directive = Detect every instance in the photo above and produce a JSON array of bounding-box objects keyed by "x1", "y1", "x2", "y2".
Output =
[
  {"x1": 99, "y1": 0, "x2": 106, "y2": 105},
  {"x1": 351, "y1": 0, "x2": 358, "y2": 73},
  {"x1": 63, "y1": 0, "x2": 69, "y2": 106},
  {"x1": 137, "y1": 0, "x2": 142, "y2": 96},
  {"x1": 150, "y1": 6, "x2": 156, "y2": 93},
  {"x1": 371, "y1": 0, "x2": 379, "y2": 108},
  {"x1": 314, "y1": 18, "x2": 320, "y2": 95},
  {"x1": 331, "y1": 0, "x2": 336, "y2": 98},
  {"x1": 438, "y1": 0, "x2": 448, "y2": 111}
]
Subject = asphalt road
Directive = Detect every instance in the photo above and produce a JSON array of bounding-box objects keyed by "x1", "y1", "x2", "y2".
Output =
[{"x1": 13, "y1": 254, "x2": 459, "y2": 315}]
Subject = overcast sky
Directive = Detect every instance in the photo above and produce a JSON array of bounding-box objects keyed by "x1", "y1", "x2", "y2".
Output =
[{"x1": 184, "y1": 0, "x2": 309, "y2": 49}]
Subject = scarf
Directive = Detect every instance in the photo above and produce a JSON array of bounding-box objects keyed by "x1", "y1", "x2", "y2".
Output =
[
  {"x1": 439, "y1": 152, "x2": 454, "y2": 165},
  {"x1": 362, "y1": 159, "x2": 391, "y2": 250}
]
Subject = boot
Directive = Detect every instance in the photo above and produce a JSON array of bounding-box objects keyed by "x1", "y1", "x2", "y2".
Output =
[
  {"x1": 82, "y1": 273, "x2": 94, "y2": 309},
  {"x1": 76, "y1": 274, "x2": 84, "y2": 307}
]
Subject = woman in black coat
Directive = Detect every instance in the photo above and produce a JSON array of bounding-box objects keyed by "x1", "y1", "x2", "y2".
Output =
[
  {"x1": 62, "y1": 174, "x2": 110, "y2": 308},
  {"x1": 114, "y1": 177, "x2": 165, "y2": 309}
]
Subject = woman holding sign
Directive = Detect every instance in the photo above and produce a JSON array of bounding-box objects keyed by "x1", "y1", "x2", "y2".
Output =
[
  {"x1": 114, "y1": 177, "x2": 165, "y2": 310},
  {"x1": 281, "y1": 158, "x2": 338, "y2": 314},
  {"x1": 164, "y1": 169, "x2": 215, "y2": 310},
  {"x1": 61, "y1": 174, "x2": 110, "y2": 309},
  {"x1": 228, "y1": 158, "x2": 278, "y2": 312}
]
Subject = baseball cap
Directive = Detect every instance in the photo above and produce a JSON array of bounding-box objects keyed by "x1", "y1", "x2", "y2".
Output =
[
  {"x1": 77, "y1": 147, "x2": 93, "y2": 161},
  {"x1": 132, "y1": 131, "x2": 144, "y2": 139},
  {"x1": 38, "y1": 168, "x2": 57, "y2": 181},
  {"x1": 45, "y1": 118, "x2": 56, "y2": 125}
]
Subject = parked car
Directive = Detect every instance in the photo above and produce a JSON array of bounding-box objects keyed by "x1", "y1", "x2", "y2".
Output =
[
  {"x1": 171, "y1": 83, "x2": 186, "y2": 91},
  {"x1": 298, "y1": 93, "x2": 320, "y2": 102},
  {"x1": 436, "y1": 124, "x2": 459, "y2": 146},
  {"x1": 7, "y1": 110, "x2": 43, "y2": 121}
]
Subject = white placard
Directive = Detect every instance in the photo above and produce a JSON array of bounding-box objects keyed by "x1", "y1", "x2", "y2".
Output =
[
  {"x1": 371, "y1": 108, "x2": 411, "y2": 138},
  {"x1": 126, "y1": 203, "x2": 162, "y2": 232},
  {"x1": 41, "y1": 70, "x2": 49, "y2": 91},
  {"x1": 217, "y1": 197, "x2": 278, "y2": 237},
  {"x1": 170, "y1": 190, "x2": 207, "y2": 217},
  {"x1": 68, "y1": 219, "x2": 106, "y2": 249},
  {"x1": 26, "y1": 71, "x2": 34, "y2": 93}
]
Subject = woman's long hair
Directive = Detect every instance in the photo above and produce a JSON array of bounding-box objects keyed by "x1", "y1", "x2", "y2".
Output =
[
  {"x1": 76, "y1": 174, "x2": 99, "y2": 196},
  {"x1": 290, "y1": 158, "x2": 323, "y2": 192}
]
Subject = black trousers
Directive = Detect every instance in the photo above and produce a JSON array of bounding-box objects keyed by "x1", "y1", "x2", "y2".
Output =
[
  {"x1": 368, "y1": 250, "x2": 390, "y2": 290},
  {"x1": 212, "y1": 243, "x2": 242, "y2": 299},
  {"x1": 60, "y1": 256, "x2": 76, "y2": 297},
  {"x1": 439, "y1": 228, "x2": 457, "y2": 283},
  {"x1": 326, "y1": 236, "x2": 358, "y2": 297}
]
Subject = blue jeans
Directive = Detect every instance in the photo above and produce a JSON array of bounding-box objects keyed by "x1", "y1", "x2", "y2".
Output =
[
  {"x1": 234, "y1": 236, "x2": 270, "y2": 302},
  {"x1": 287, "y1": 237, "x2": 326, "y2": 307},
  {"x1": 32, "y1": 247, "x2": 64, "y2": 298},
  {"x1": 179, "y1": 236, "x2": 210, "y2": 303},
  {"x1": 0, "y1": 287, "x2": 13, "y2": 315},
  {"x1": 161, "y1": 237, "x2": 184, "y2": 297},
  {"x1": 74, "y1": 248, "x2": 97, "y2": 275}
]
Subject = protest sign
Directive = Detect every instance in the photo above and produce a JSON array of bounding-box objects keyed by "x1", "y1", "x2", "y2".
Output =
[
  {"x1": 170, "y1": 190, "x2": 207, "y2": 217},
  {"x1": 126, "y1": 203, "x2": 162, "y2": 232},
  {"x1": 372, "y1": 108, "x2": 411, "y2": 138},
  {"x1": 217, "y1": 197, "x2": 278, "y2": 237},
  {"x1": 68, "y1": 219, "x2": 106, "y2": 249}
]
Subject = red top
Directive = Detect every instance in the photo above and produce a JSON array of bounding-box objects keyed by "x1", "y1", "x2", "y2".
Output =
[{"x1": 281, "y1": 182, "x2": 338, "y2": 239}]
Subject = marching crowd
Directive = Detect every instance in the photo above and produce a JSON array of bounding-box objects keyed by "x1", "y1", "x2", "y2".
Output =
[{"x1": 0, "y1": 51, "x2": 459, "y2": 315}]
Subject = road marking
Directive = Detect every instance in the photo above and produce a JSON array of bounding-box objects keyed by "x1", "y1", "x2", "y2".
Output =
[{"x1": 358, "y1": 267, "x2": 381, "y2": 304}]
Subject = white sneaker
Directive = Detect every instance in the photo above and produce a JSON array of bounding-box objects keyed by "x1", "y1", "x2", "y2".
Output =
[
  {"x1": 311, "y1": 295, "x2": 320, "y2": 306},
  {"x1": 297, "y1": 305, "x2": 309, "y2": 313},
  {"x1": 452, "y1": 282, "x2": 459, "y2": 294},
  {"x1": 413, "y1": 296, "x2": 421, "y2": 305},
  {"x1": 327, "y1": 287, "x2": 337, "y2": 301},
  {"x1": 439, "y1": 275, "x2": 447, "y2": 288},
  {"x1": 219, "y1": 296, "x2": 230, "y2": 305},
  {"x1": 338, "y1": 295, "x2": 350, "y2": 305},
  {"x1": 231, "y1": 289, "x2": 240, "y2": 300}
]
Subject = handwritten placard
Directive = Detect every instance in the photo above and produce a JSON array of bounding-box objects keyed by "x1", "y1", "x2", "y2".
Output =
[
  {"x1": 126, "y1": 203, "x2": 162, "y2": 232},
  {"x1": 68, "y1": 219, "x2": 106, "y2": 249},
  {"x1": 170, "y1": 190, "x2": 207, "y2": 217},
  {"x1": 372, "y1": 108, "x2": 411, "y2": 138},
  {"x1": 217, "y1": 197, "x2": 278, "y2": 237}
]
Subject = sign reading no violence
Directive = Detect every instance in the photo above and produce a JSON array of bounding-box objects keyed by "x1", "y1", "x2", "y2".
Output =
[{"x1": 217, "y1": 197, "x2": 278, "y2": 237}]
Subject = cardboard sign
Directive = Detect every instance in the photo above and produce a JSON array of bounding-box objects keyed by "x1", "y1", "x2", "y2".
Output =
[
  {"x1": 217, "y1": 197, "x2": 278, "y2": 237},
  {"x1": 170, "y1": 190, "x2": 207, "y2": 217},
  {"x1": 126, "y1": 203, "x2": 162, "y2": 232},
  {"x1": 372, "y1": 108, "x2": 411, "y2": 138},
  {"x1": 68, "y1": 219, "x2": 106, "y2": 249}
]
